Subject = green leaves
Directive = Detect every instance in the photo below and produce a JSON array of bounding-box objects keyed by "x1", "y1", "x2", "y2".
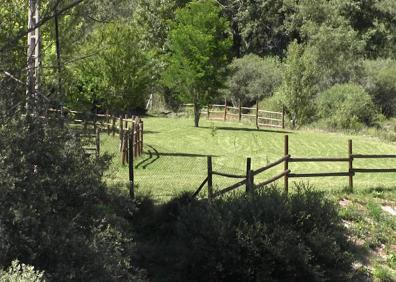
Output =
[{"x1": 162, "y1": 0, "x2": 231, "y2": 126}]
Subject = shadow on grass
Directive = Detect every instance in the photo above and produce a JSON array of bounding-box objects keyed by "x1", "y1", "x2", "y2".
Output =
[
  {"x1": 200, "y1": 126, "x2": 293, "y2": 134},
  {"x1": 136, "y1": 144, "x2": 218, "y2": 169}
]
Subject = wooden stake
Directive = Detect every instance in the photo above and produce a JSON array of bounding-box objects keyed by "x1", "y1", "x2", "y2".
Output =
[
  {"x1": 106, "y1": 111, "x2": 110, "y2": 135},
  {"x1": 246, "y1": 157, "x2": 252, "y2": 193},
  {"x1": 207, "y1": 156, "x2": 213, "y2": 201},
  {"x1": 112, "y1": 116, "x2": 116, "y2": 137},
  {"x1": 239, "y1": 99, "x2": 242, "y2": 122},
  {"x1": 255, "y1": 100, "x2": 259, "y2": 129},
  {"x1": 282, "y1": 106, "x2": 285, "y2": 129},
  {"x1": 128, "y1": 130, "x2": 134, "y2": 199},
  {"x1": 95, "y1": 128, "x2": 100, "y2": 158},
  {"x1": 124, "y1": 114, "x2": 128, "y2": 129},
  {"x1": 284, "y1": 135, "x2": 289, "y2": 194},
  {"x1": 349, "y1": 140, "x2": 353, "y2": 192},
  {"x1": 224, "y1": 97, "x2": 227, "y2": 121}
]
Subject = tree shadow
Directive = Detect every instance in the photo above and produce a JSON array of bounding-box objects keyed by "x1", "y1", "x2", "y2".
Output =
[{"x1": 200, "y1": 126, "x2": 293, "y2": 134}]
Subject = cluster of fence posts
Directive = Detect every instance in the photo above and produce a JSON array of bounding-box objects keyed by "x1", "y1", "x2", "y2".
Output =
[{"x1": 198, "y1": 135, "x2": 396, "y2": 201}]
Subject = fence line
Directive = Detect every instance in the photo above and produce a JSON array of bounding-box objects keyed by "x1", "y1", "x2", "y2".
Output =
[
  {"x1": 183, "y1": 98, "x2": 285, "y2": 129},
  {"x1": 194, "y1": 135, "x2": 396, "y2": 200},
  {"x1": 48, "y1": 108, "x2": 144, "y2": 162}
]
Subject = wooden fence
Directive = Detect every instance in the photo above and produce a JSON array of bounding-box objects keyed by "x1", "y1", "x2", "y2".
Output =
[
  {"x1": 49, "y1": 108, "x2": 144, "y2": 162},
  {"x1": 184, "y1": 99, "x2": 285, "y2": 129},
  {"x1": 193, "y1": 135, "x2": 396, "y2": 200}
]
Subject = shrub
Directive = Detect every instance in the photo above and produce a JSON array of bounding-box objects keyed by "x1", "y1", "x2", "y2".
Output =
[
  {"x1": 361, "y1": 59, "x2": 396, "y2": 117},
  {"x1": 316, "y1": 83, "x2": 378, "y2": 130},
  {"x1": 224, "y1": 55, "x2": 282, "y2": 105},
  {"x1": 0, "y1": 260, "x2": 46, "y2": 282},
  {"x1": 0, "y1": 118, "x2": 145, "y2": 280},
  {"x1": 173, "y1": 187, "x2": 353, "y2": 281}
]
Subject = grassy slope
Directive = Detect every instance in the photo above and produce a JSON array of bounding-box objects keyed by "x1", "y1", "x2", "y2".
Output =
[{"x1": 101, "y1": 117, "x2": 396, "y2": 280}]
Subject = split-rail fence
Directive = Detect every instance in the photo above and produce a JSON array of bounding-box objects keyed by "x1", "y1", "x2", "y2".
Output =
[
  {"x1": 184, "y1": 99, "x2": 285, "y2": 129},
  {"x1": 193, "y1": 135, "x2": 396, "y2": 200}
]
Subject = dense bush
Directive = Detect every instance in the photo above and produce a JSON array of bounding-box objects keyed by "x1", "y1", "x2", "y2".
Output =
[
  {"x1": 316, "y1": 83, "x2": 378, "y2": 130},
  {"x1": 361, "y1": 59, "x2": 396, "y2": 117},
  {"x1": 224, "y1": 54, "x2": 282, "y2": 105},
  {"x1": 171, "y1": 187, "x2": 353, "y2": 281},
  {"x1": 0, "y1": 118, "x2": 145, "y2": 281}
]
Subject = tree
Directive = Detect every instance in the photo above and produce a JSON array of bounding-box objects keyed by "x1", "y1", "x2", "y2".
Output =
[
  {"x1": 224, "y1": 54, "x2": 282, "y2": 105},
  {"x1": 67, "y1": 21, "x2": 155, "y2": 113},
  {"x1": 277, "y1": 41, "x2": 319, "y2": 127},
  {"x1": 162, "y1": 0, "x2": 231, "y2": 127}
]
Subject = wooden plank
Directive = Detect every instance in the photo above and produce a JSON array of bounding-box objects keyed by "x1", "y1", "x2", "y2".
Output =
[
  {"x1": 351, "y1": 154, "x2": 396, "y2": 159},
  {"x1": 257, "y1": 117, "x2": 282, "y2": 122},
  {"x1": 213, "y1": 178, "x2": 248, "y2": 197},
  {"x1": 212, "y1": 171, "x2": 246, "y2": 179},
  {"x1": 192, "y1": 177, "x2": 209, "y2": 198},
  {"x1": 254, "y1": 155, "x2": 289, "y2": 175},
  {"x1": 352, "y1": 168, "x2": 396, "y2": 173},
  {"x1": 289, "y1": 172, "x2": 351, "y2": 178},
  {"x1": 241, "y1": 107, "x2": 255, "y2": 110},
  {"x1": 241, "y1": 114, "x2": 256, "y2": 117},
  {"x1": 289, "y1": 157, "x2": 350, "y2": 162},
  {"x1": 256, "y1": 170, "x2": 290, "y2": 188},
  {"x1": 258, "y1": 109, "x2": 282, "y2": 115}
]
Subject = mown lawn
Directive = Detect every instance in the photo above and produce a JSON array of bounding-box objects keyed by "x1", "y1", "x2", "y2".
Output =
[
  {"x1": 101, "y1": 116, "x2": 396, "y2": 280},
  {"x1": 102, "y1": 116, "x2": 396, "y2": 200}
]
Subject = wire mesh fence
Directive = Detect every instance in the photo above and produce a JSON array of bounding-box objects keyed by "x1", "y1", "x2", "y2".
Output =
[{"x1": 132, "y1": 143, "x2": 257, "y2": 201}]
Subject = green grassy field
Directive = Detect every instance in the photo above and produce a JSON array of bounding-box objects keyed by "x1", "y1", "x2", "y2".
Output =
[
  {"x1": 102, "y1": 116, "x2": 396, "y2": 200},
  {"x1": 101, "y1": 116, "x2": 396, "y2": 279}
]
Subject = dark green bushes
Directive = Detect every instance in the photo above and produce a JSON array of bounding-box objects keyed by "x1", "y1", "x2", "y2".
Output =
[
  {"x1": 171, "y1": 188, "x2": 353, "y2": 281},
  {"x1": 0, "y1": 118, "x2": 145, "y2": 281},
  {"x1": 316, "y1": 83, "x2": 378, "y2": 130}
]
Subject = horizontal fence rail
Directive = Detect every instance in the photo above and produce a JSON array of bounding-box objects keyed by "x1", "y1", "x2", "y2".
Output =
[{"x1": 193, "y1": 135, "x2": 396, "y2": 200}]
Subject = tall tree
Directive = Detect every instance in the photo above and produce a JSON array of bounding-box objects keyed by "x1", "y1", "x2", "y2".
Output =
[{"x1": 162, "y1": 0, "x2": 231, "y2": 127}]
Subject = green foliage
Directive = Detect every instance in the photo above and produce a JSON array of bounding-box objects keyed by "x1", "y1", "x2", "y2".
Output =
[
  {"x1": 276, "y1": 41, "x2": 319, "y2": 127},
  {"x1": 361, "y1": 59, "x2": 396, "y2": 117},
  {"x1": 0, "y1": 118, "x2": 145, "y2": 280},
  {"x1": 162, "y1": 0, "x2": 232, "y2": 126},
  {"x1": 0, "y1": 260, "x2": 46, "y2": 282},
  {"x1": 224, "y1": 54, "x2": 282, "y2": 105},
  {"x1": 171, "y1": 187, "x2": 352, "y2": 281},
  {"x1": 316, "y1": 83, "x2": 378, "y2": 130},
  {"x1": 67, "y1": 21, "x2": 154, "y2": 113}
]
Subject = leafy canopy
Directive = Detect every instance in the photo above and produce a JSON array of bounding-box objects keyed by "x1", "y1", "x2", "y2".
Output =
[{"x1": 162, "y1": 0, "x2": 231, "y2": 117}]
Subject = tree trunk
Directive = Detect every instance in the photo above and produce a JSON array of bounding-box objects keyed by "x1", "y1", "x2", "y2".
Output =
[{"x1": 193, "y1": 102, "x2": 200, "y2": 127}]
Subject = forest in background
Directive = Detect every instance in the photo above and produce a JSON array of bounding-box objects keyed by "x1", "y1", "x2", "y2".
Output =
[{"x1": 2, "y1": 0, "x2": 396, "y2": 128}]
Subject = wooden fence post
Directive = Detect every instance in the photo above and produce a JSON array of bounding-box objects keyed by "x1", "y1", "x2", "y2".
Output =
[
  {"x1": 239, "y1": 99, "x2": 242, "y2": 122},
  {"x1": 106, "y1": 111, "x2": 110, "y2": 135},
  {"x1": 284, "y1": 135, "x2": 289, "y2": 194},
  {"x1": 207, "y1": 104, "x2": 210, "y2": 120},
  {"x1": 128, "y1": 129, "x2": 135, "y2": 199},
  {"x1": 95, "y1": 128, "x2": 100, "y2": 158},
  {"x1": 207, "y1": 156, "x2": 213, "y2": 201},
  {"x1": 348, "y1": 139, "x2": 354, "y2": 192},
  {"x1": 140, "y1": 120, "x2": 144, "y2": 155},
  {"x1": 224, "y1": 97, "x2": 227, "y2": 121},
  {"x1": 119, "y1": 115, "x2": 124, "y2": 152},
  {"x1": 112, "y1": 116, "x2": 116, "y2": 137},
  {"x1": 246, "y1": 157, "x2": 252, "y2": 193},
  {"x1": 255, "y1": 100, "x2": 259, "y2": 129},
  {"x1": 124, "y1": 114, "x2": 128, "y2": 129},
  {"x1": 282, "y1": 106, "x2": 285, "y2": 129}
]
